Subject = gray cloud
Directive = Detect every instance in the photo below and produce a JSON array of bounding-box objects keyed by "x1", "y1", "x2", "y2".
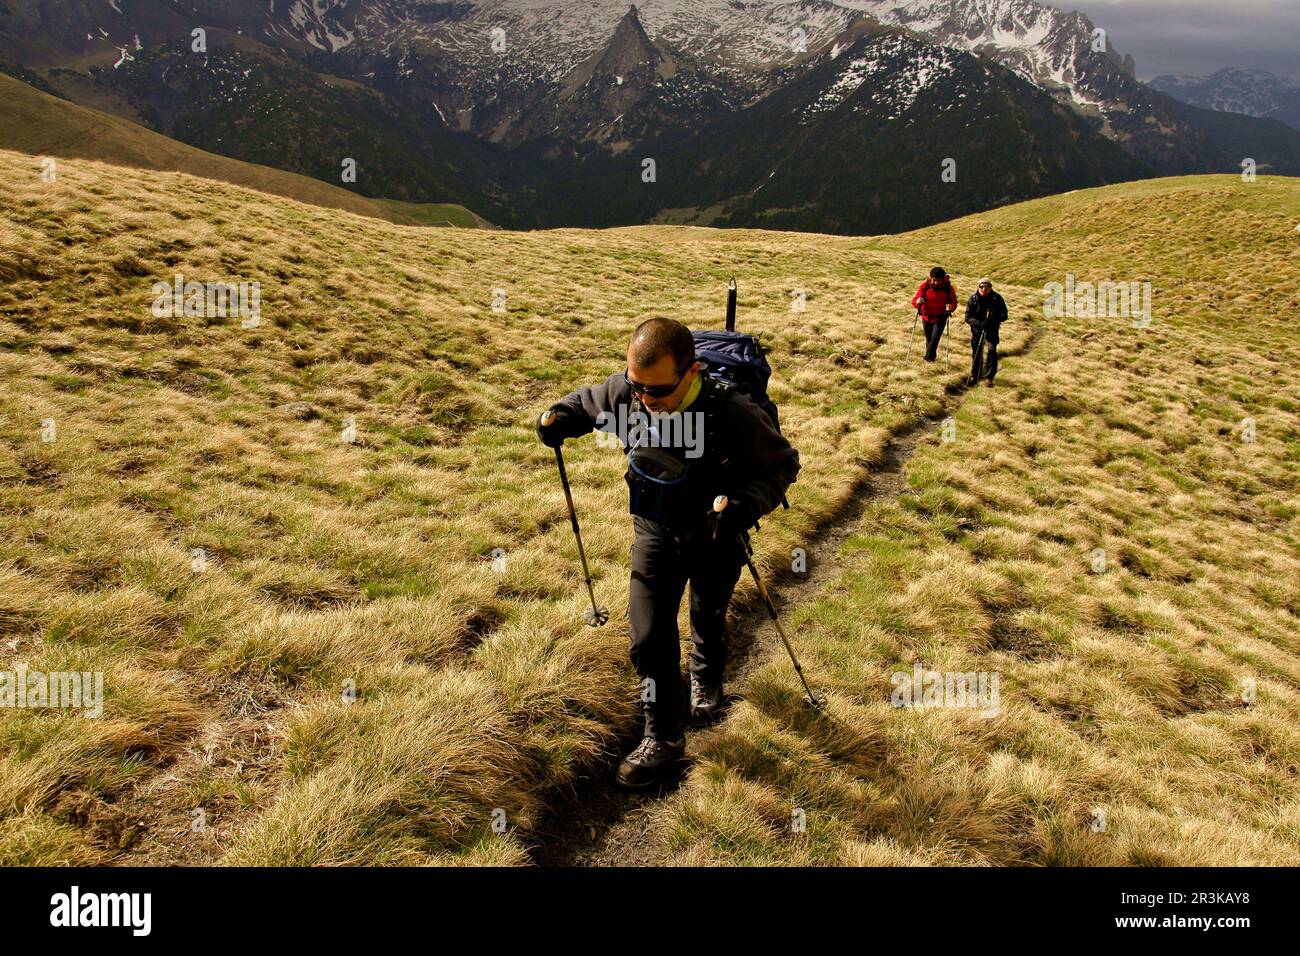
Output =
[{"x1": 1061, "y1": 0, "x2": 1300, "y2": 80}]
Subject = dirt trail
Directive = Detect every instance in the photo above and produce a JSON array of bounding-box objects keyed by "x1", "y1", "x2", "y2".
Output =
[{"x1": 528, "y1": 325, "x2": 1041, "y2": 866}]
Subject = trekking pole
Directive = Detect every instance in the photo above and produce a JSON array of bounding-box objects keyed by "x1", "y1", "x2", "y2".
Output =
[
  {"x1": 540, "y1": 411, "x2": 608, "y2": 627},
  {"x1": 711, "y1": 495, "x2": 825, "y2": 710},
  {"x1": 906, "y1": 308, "x2": 920, "y2": 360},
  {"x1": 944, "y1": 312, "x2": 953, "y2": 364}
]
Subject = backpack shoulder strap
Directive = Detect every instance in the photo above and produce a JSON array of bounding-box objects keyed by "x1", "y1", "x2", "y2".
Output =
[{"x1": 701, "y1": 377, "x2": 735, "y2": 459}]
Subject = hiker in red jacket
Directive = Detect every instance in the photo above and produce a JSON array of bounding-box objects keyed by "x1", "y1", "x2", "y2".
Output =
[{"x1": 911, "y1": 267, "x2": 958, "y2": 362}]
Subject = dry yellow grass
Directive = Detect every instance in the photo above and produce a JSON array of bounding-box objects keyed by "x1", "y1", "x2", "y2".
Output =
[
  {"x1": 1, "y1": 146, "x2": 1005, "y2": 864},
  {"x1": 660, "y1": 177, "x2": 1300, "y2": 865},
  {"x1": 2, "y1": 148, "x2": 1295, "y2": 865}
]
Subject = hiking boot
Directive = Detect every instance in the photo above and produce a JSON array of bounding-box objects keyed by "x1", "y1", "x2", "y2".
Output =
[
  {"x1": 689, "y1": 674, "x2": 724, "y2": 723},
  {"x1": 616, "y1": 736, "x2": 685, "y2": 789},
  {"x1": 984, "y1": 378, "x2": 995, "y2": 387}
]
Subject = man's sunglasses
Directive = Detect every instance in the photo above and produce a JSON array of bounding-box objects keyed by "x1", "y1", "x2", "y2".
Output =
[{"x1": 625, "y1": 367, "x2": 688, "y2": 399}]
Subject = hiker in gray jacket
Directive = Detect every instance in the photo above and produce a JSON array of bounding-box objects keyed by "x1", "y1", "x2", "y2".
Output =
[{"x1": 537, "y1": 317, "x2": 799, "y2": 787}]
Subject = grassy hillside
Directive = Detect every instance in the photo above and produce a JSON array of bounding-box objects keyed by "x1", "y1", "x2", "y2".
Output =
[
  {"x1": 660, "y1": 176, "x2": 1300, "y2": 864},
  {"x1": 0, "y1": 73, "x2": 490, "y2": 229},
  {"x1": 0, "y1": 145, "x2": 988, "y2": 865},
  {"x1": 1, "y1": 149, "x2": 1296, "y2": 865}
]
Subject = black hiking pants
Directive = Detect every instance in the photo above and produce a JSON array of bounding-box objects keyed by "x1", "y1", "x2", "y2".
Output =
[
  {"x1": 628, "y1": 515, "x2": 745, "y2": 741},
  {"x1": 922, "y1": 316, "x2": 948, "y2": 361},
  {"x1": 969, "y1": 324, "x2": 999, "y2": 382}
]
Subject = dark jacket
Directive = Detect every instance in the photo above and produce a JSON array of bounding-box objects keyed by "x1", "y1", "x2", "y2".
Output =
[
  {"x1": 549, "y1": 372, "x2": 799, "y2": 530},
  {"x1": 965, "y1": 290, "x2": 1008, "y2": 341}
]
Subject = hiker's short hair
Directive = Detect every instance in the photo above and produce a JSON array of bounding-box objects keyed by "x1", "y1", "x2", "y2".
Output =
[
  {"x1": 629, "y1": 317, "x2": 695, "y2": 374},
  {"x1": 930, "y1": 266, "x2": 947, "y2": 279}
]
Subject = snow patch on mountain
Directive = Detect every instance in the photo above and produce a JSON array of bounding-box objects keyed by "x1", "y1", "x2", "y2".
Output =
[
  {"x1": 1150, "y1": 68, "x2": 1300, "y2": 131},
  {"x1": 837, "y1": 0, "x2": 1122, "y2": 111},
  {"x1": 270, "y1": 0, "x2": 357, "y2": 53},
  {"x1": 239, "y1": 0, "x2": 1133, "y2": 125},
  {"x1": 808, "y1": 35, "x2": 958, "y2": 119}
]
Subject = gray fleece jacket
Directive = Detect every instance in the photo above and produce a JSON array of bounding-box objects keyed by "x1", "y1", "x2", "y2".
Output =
[{"x1": 549, "y1": 371, "x2": 799, "y2": 529}]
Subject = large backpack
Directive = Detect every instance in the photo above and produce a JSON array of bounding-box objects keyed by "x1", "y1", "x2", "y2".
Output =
[
  {"x1": 691, "y1": 278, "x2": 789, "y2": 510},
  {"x1": 691, "y1": 330, "x2": 780, "y2": 433}
]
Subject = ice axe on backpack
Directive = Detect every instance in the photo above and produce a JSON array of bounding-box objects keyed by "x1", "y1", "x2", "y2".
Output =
[
  {"x1": 711, "y1": 495, "x2": 825, "y2": 711},
  {"x1": 540, "y1": 410, "x2": 608, "y2": 627}
]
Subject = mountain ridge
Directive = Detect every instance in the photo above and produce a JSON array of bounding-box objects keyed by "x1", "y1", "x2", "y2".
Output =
[
  {"x1": 1151, "y1": 68, "x2": 1300, "y2": 132},
  {"x1": 2, "y1": 0, "x2": 1297, "y2": 233}
]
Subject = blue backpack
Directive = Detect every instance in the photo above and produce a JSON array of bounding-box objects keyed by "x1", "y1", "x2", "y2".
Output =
[{"x1": 691, "y1": 329, "x2": 780, "y2": 434}]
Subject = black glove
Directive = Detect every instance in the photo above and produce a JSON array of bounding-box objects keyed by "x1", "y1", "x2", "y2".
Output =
[
  {"x1": 712, "y1": 499, "x2": 756, "y2": 541},
  {"x1": 536, "y1": 407, "x2": 571, "y2": 448}
]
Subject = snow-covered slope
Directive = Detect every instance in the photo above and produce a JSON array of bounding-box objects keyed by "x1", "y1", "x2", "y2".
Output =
[
  {"x1": 0, "y1": 1, "x2": 1144, "y2": 116},
  {"x1": 257, "y1": 1, "x2": 1133, "y2": 101},
  {"x1": 264, "y1": 0, "x2": 359, "y2": 53},
  {"x1": 4, "y1": 0, "x2": 1296, "y2": 177},
  {"x1": 841, "y1": 1, "x2": 1137, "y2": 110},
  {"x1": 805, "y1": 33, "x2": 961, "y2": 121},
  {"x1": 1150, "y1": 69, "x2": 1300, "y2": 131},
  {"x1": 283, "y1": 1, "x2": 856, "y2": 84},
  {"x1": 237, "y1": 0, "x2": 1149, "y2": 144}
]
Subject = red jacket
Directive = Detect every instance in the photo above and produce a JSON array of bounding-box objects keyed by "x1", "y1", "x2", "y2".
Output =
[{"x1": 912, "y1": 279, "x2": 958, "y2": 321}]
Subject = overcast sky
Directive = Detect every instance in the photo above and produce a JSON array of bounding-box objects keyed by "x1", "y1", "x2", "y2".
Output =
[{"x1": 1061, "y1": 0, "x2": 1300, "y2": 80}]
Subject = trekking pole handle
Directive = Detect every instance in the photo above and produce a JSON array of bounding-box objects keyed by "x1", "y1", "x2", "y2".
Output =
[{"x1": 711, "y1": 495, "x2": 728, "y2": 541}]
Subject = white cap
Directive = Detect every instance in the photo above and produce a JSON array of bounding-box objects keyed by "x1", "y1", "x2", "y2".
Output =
[{"x1": 978, "y1": 277, "x2": 991, "y2": 286}]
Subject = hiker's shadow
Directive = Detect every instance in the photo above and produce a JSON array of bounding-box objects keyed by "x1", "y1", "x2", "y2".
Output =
[{"x1": 713, "y1": 686, "x2": 887, "y2": 775}]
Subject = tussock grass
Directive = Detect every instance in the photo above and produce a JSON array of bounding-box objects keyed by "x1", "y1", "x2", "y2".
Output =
[
  {"x1": 1, "y1": 146, "x2": 1001, "y2": 864},
  {"x1": 661, "y1": 176, "x2": 1300, "y2": 866},
  {"x1": 3, "y1": 148, "x2": 1295, "y2": 864}
]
